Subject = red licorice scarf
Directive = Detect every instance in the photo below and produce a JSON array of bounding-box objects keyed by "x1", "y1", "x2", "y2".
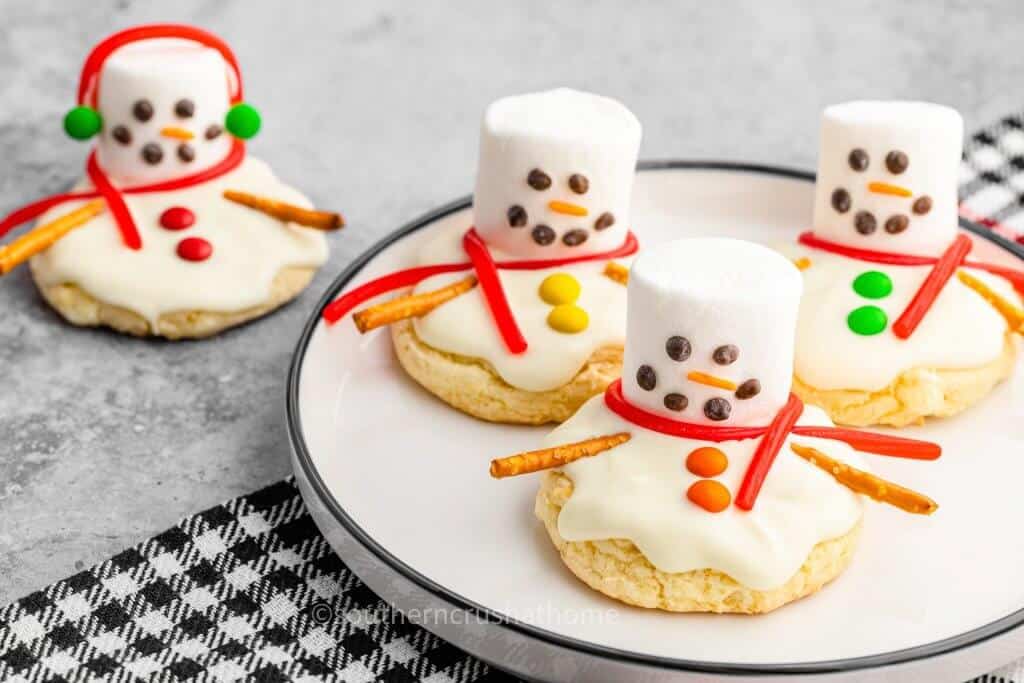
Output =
[
  {"x1": 603, "y1": 379, "x2": 940, "y2": 510},
  {"x1": 0, "y1": 140, "x2": 246, "y2": 251},
  {"x1": 322, "y1": 229, "x2": 639, "y2": 354},
  {"x1": 798, "y1": 230, "x2": 1024, "y2": 339}
]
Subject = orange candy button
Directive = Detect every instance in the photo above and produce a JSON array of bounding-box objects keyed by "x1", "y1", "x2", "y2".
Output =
[
  {"x1": 685, "y1": 447, "x2": 728, "y2": 477},
  {"x1": 686, "y1": 480, "x2": 731, "y2": 513}
]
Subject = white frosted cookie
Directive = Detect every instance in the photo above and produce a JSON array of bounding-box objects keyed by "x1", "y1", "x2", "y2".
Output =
[
  {"x1": 29, "y1": 158, "x2": 327, "y2": 339},
  {"x1": 793, "y1": 101, "x2": 1022, "y2": 425},
  {"x1": 2, "y1": 28, "x2": 333, "y2": 339},
  {"x1": 491, "y1": 238, "x2": 941, "y2": 614}
]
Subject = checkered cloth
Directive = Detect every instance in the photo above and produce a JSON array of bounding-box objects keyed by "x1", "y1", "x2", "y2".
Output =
[
  {"x1": 0, "y1": 480, "x2": 510, "y2": 682},
  {"x1": 960, "y1": 112, "x2": 1024, "y2": 245},
  {"x1": 2, "y1": 114, "x2": 1024, "y2": 682}
]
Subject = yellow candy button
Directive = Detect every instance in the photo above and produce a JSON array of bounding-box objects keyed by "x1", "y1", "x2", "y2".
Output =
[
  {"x1": 538, "y1": 273, "x2": 581, "y2": 306},
  {"x1": 547, "y1": 304, "x2": 589, "y2": 334}
]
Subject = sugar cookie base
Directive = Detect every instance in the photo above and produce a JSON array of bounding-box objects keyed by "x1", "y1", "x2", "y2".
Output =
[
  {"x1": 31, "y1": 265, "x2": 316, "y2": 340},
  {"x1": 390, "y1": 319, "x2": 622, "y2": 425},
  {"x1": 535, "y1": 471, "x2": 860, "y2": 614},
  {"x1": 793, "y1": 332, "x2": 1018, "y2": 427}
]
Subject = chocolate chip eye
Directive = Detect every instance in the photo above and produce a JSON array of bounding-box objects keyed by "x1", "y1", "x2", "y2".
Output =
[
  {"x1": 712, "y1": 344, "x2": 738, "y2": 365},
  {"x1": 594, "y1": 212, "x2": 615, "y2": 231},
  {"x1": 111, "y1": 125, "x2": 132, "y2": 146},
  {"x1": 885, "y1": 150, "x2": 908, "y2": 174},
  {"x1": 831, "y1": 188, "x2": 851, "y2": 214},
  {"x1": 133, "y1": 99, "x2": 154, "y2": 123},
  {"x1": 665, "y1": 335, "x2": 692, "y2": 362},
  {"x1": 664, "y1": 393, "x2": 688, "y2": 411},
  {"x1": 507, "y1": 205, "x2": 528, "y2": 227},
  {"x1": 912, "y1": 196, "x2": 932, "y2": 215},
  {"x1": 141, "y1": 143, "x2": 163, "y2": 165},
  {"x1": 177, "y1": 143, "x2": 195, "y2": 163},
  {"x1": 562, "y1": 229, "x2": 588, "y2": 247},
  {"x1": 848, "y1": 148, "x2": 869, "y2": 172},
  {"x1": 885, "y1": 214, "x2": 909, "y2": 234},
  {"x1": 636, "y1": 365, "x2": 657, "y2": 391},
  {"x1": 205, "y1": 124, "x2": 223, "y2": 140},
  {"x1": 527, "y1": 169, "x2": 552, "y2": 191},
  {"x1": 174, "y1": 99, "x2": 195, "y2": 118},
  {"x1": 704, "y1": 398, "x2": 731, "y2": 421},
  {"x1": 531, "y1": 225, "x2": 555, "y2": 246},
  {"x1": 854, "y1": 210, "x2": 877, "y2": 235},
  {"x1": 568, "y1": 174, "x2": 589, "y2": 194},
  {"x1": 735, "y1": 379, "x2": 761, "y2": 400}
]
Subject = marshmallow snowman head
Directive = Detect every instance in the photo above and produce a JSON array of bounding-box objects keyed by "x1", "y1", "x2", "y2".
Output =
[
  {"x1": 622, "y1": 238, "x2": 803, "y2": 426},
  {"x1": 812, "y1": 101, "x2": 963, "y2": 256},
  {"x1": 472, "y1": 88, "x2": 642, "y2": 259},
  {"x1": 95, "y1": 39, "x2": 235, "y2": 185}
]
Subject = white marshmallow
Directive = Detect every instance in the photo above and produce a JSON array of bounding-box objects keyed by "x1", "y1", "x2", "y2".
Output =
[
  {"x1": 472, "y1": 88, "x2": 641, "y2": 259},
  {"x1": 812, "y1": 101, "x2": 963, "y2": 256},
  {"x1": 96, "y1": 39, "x2": 233, "y2": 185},
  {"x1": 622, "y1": 238, "x2": 803, "y2": 425}
]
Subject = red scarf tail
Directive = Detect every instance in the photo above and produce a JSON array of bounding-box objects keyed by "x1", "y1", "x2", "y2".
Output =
[
  {"x1": 321, "y1": 262, "x2": 471, "y2": 325},
  {"x1": 462, "y1": 229, "x2": 528, "y2": 354}
]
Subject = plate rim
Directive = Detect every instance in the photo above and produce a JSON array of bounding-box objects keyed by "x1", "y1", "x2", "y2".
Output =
[{"x1": 286, "y1": 160, "x2": 1024, "y2": 675}]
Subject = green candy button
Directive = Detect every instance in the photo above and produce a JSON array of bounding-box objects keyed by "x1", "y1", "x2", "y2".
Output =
[
  {"x1": 225, "y1": 103, "x2": 261, "y2": 139},
  {"x1": 852, "y1": 270, "x2": 893, "y2": 299},
  {"x1": 847, "y1": 305, "x2": 888, "y2": 336},
  {"x1": 63, "y1": 106, "x2": 102, "y2": 140}
]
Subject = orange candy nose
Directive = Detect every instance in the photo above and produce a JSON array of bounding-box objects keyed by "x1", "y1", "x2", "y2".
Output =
[
  {"x1": 686, "y1": 447, "x2": 728, "y2": 477},
  {"x1": 686, "y1": 479, "x2": 731, "y2": 513}
]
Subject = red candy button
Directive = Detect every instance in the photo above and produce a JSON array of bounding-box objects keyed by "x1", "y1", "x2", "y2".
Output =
[
  {"x1": 159, "y1": 206, "x2": 195, "y2": 231},
  {"x1": 177, "y1": 237, "x2": 213, "y2": 262}
]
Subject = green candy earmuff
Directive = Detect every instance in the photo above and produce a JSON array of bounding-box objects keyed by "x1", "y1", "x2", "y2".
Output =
[
  {"x1": 63, "y1": 106, "x2": 102, "y2": 140},
  {"x1": 225, "y1": 102, "x2": 261, "y2": 139}
]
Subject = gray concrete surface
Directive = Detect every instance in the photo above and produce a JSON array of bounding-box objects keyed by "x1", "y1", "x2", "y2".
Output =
[{"x1": 1, "y1": 0, "x2": 1021, "y2": 603}]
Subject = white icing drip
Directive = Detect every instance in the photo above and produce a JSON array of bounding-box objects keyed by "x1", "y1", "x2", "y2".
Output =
[
  {"x1": 549, "y1": 395, "x2": 865, "y2": 591},
  {"x1": 411, "y1": 222, "x2": 628, "y2": 392},
  {"x1": 29, "y1": 157, "x2": 328, "y2": 325},
  {"x1": 793, "y1": 249, "x2": 1018, "y2": 391}
]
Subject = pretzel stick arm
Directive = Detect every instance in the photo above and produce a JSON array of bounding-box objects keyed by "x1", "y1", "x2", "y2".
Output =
[
  {"x1": 0, "y1": 200, "x2": 105, "y2": 275},
  {"x1": 490, "y1": 433, "x2": 631, "y2": 478},
  {"x1": 603, "y1": 261, "x2": 629, "y2": 285},
  {"x1": 223, "y1": 189, "x2": 344, "y2": 230},
  {"x1": 957, "y1": 270, "x2": 1024, "y2": 334},
  {"x1": 352, "y1": 276, "x2": 477, "y2": 333},
  {"x1": 791, "y1": 443, "x2": 937, "y2": 515}
]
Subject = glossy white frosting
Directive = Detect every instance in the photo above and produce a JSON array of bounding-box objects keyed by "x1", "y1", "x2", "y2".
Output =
[
  {"x1": 30, "y1": 157, "x2": 328, "y2": 324},
  {"x1": 411, "y1": 222, "x2": 629, "y2": 392},
  {"x1": 549, "y1": 394, "x2": 866, "y2": 590},
  {"x1": 793, "y1": 248, "x2": 1018, "y2": 391}
]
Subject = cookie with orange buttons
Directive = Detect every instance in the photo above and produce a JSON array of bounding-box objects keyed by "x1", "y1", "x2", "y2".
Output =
[{"x1": 488, "y1": 238, "x2": 941, "y2": 613}]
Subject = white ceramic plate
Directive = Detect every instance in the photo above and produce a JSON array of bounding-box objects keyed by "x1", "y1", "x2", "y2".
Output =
[{"x1": 288, "y1": 163, "x2": 1024, "y2": 682}]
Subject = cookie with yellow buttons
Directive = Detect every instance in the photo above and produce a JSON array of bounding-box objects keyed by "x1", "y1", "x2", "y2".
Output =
[{"x1": 322, "y1": 88, "x2": 642, "y2": 423}]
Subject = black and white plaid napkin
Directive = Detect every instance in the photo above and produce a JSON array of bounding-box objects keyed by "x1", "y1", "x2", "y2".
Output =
[{"x1": 2, "y1": 114, "x2": 1024, "y2": 683}]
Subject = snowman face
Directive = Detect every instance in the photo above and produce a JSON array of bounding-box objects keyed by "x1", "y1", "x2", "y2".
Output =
[
  {"x1": 632, "y1": 334, "x2": 765, "y2": 423},
  {"x1": 473, "y1": 89, "x2": 641, "y2": 259},
  {"x1": 812, "y1": 101, "x2": 963, "y2": 256},
  {"x1": 621, "y1": 238, "x2": 803, "y2": 426},
  {"x1": 95, "y1": 40, "x2": 233, "y2": 185}
]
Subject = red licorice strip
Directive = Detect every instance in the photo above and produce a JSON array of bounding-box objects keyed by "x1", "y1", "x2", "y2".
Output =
[
  {"x1": 604, "y1": 380, "x2": 766, "y2": 441},
  {"x1": 799, "y1": 230, "x2": 1024, "y2": 296},
  {"x1": 893, "y1": 234, "x2": 972, "y2": 339},
  {"x1": 462, "y1": 228, "x2": 527, "y2": 354},
  {"x1": 321, "y1": 230, "x2": 639, "y2": 326},
  {"x1": 79, "y1": 24, "x2": 244, "y2": 107},
  {"x1": 86, "y1": 152, "x2": 141, "y2": 250},
  {"x1": 790, "y1": 427, "x2": 941, "y2": 460},
  {"x1": 322, "y1": 262, "x2": 471, "y2": 325},
  {"x1": 0, "y1": 141, "x2": 246, "y2": 246},
  {"x1": 735, "y1": 394, "x2": 804, "y2": 510}
]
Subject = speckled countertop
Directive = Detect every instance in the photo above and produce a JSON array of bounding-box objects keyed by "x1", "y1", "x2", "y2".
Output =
[{"x1": 1, "y1": 0, "x2": 1020, "y2": 603}]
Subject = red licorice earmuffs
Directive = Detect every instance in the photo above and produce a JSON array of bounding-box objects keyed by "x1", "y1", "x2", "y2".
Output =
[{"x1": 63, "y1": 24, "x2": 261, "y2": 141}]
